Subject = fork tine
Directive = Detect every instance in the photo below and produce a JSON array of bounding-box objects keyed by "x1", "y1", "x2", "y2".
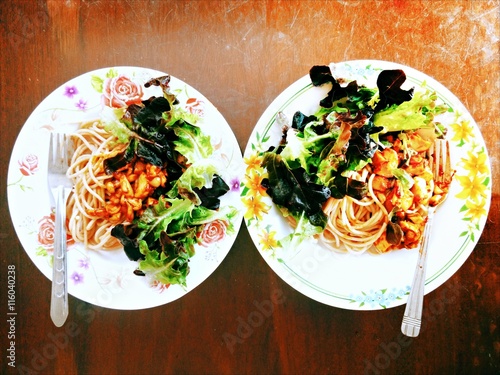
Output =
[
  {"x1": 49, "y1": 132, "x2": 72, "y2": 172},
  {"x1": 434, "y1": 140, "x2": 443, "y2": 183},
  {"x1": 61, "y1": 133, "x2": 71, "y2": 169},
  {"x1": 442, "y1": 140, "x2": 452, "y2": 185},
  {"x1": 49, "y1": 132, "x2": 62, "y2": 169},
  {"x1": 48, "y1": 131, "x2": 55, "y2": 166},
  {"x1": 430, "y1": 139, "x2": 452, "y2": 185}
]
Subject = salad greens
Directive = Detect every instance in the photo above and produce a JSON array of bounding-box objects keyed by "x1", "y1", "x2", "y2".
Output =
[
  {"x1": 260, "y1": 65, "x2": 447, "y2": 241},
  {"x1": 104, "y1": 75, "x2": 236, "y2": 288},
  {"x1": 373, "y1": 89, "x2": 442, "y2": 133}
]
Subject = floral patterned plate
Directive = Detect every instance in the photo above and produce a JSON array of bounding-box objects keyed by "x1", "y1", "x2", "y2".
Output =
[
  {"x1": 7, "y1": 67, "x2": 244, "y2": 310},
  {"x1": 241, "y1": 60, "x2": 491, "y2": 310}
]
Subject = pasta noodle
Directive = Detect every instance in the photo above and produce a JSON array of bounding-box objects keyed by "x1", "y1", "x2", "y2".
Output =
[
  {"x1": 320, "y1": 173, "x2": 389, "y2": 255},
  {"x1": 66, "y1": 120, "x2": 126, "y2": 250}
]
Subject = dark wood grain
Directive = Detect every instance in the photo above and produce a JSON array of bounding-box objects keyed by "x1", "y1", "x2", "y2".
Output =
[{"x1": 1, "y1": 1, "x2": 498, "y2": 374}]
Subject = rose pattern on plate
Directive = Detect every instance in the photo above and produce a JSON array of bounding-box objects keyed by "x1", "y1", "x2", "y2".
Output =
[
  {"x1": 18, "y1": 154, "x2": 39, "y2": 176},
  {"x1": 8, "y1": 153, "x2": 40, "y2": 191},
  {"x1": 198, "y1": 220, "x2": 228, "y2": 247},
  {"x1": 96, "y1": 71, "x2": 144, "y2": 108},
  {"x1": 36, "y1": 210, "x2": 75, "y2": 256}
]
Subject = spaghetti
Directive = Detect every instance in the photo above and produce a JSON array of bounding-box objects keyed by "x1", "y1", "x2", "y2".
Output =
[
  {"x1": 320, "y1": 174, "x2": 389, "y2": 254},
  {"x1": 66, "y1": 120, "x2": 126, "y2": 250}
]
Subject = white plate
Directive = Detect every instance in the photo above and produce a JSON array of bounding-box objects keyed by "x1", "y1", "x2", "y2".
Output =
[
  {"x1": 7, "y1": 67, "x2": 244, "y2": 310},
  {"x1": 241, "y1": 60, "x2": 492, "y2": 310}
]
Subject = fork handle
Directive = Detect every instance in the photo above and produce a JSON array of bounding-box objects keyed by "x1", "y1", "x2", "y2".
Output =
[
  {"x1": 401, "y1": 209, "x2": 436, "y2": 337},
  {"x1": 50, "y1": 185, "x2": 69, "y2": 327}
]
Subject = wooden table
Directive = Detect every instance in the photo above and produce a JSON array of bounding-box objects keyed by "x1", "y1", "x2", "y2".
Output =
[{"x1": 1, "y1": 1, "x2": 498, "y2": 374}]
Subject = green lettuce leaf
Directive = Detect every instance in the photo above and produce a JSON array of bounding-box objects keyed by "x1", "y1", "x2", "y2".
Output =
[
  {"x1": 280, "y1": 122, "x2": 336, "y2": 172},
  {"x1": 168, "y1": 160, "x2": 219, "y2": 205},
  {"x1": 138, "y1": 240, "x2": 190, "y2": 287},
  {"x1": 163, "y1": 105, "x2": 199, "y2": 127},
  {"x1": 373, "y1": 89, "x2": 446, "y2": 133},
  {"x1": 101, "y1": 106, "x2": 131, "y2": 143},
  {"x1": 170, "y1": 122, "x2": 213, "y2": 164},
  {"x1": 137, "y1": 197, "x2": 195, "y2": 241},
  {"x1": 393, "y1": 168, "x2": 414, "y2": 190}
]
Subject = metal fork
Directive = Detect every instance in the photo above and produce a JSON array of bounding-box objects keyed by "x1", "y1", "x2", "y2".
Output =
[
  {"x1": 47, "y1": 132, "x2": 73, "y2": 327},
  {"x1": 401, "y1": 139, "x2": 453, "y2": 337}
]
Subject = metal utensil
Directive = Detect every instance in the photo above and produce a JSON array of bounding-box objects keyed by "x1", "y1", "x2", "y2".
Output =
[
  {"x1": 47, "y1": 132, "x2": 73, "y2": 327},
  {"x1": 401, "y1": 139, "x2": 453, "y2": 337}
]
